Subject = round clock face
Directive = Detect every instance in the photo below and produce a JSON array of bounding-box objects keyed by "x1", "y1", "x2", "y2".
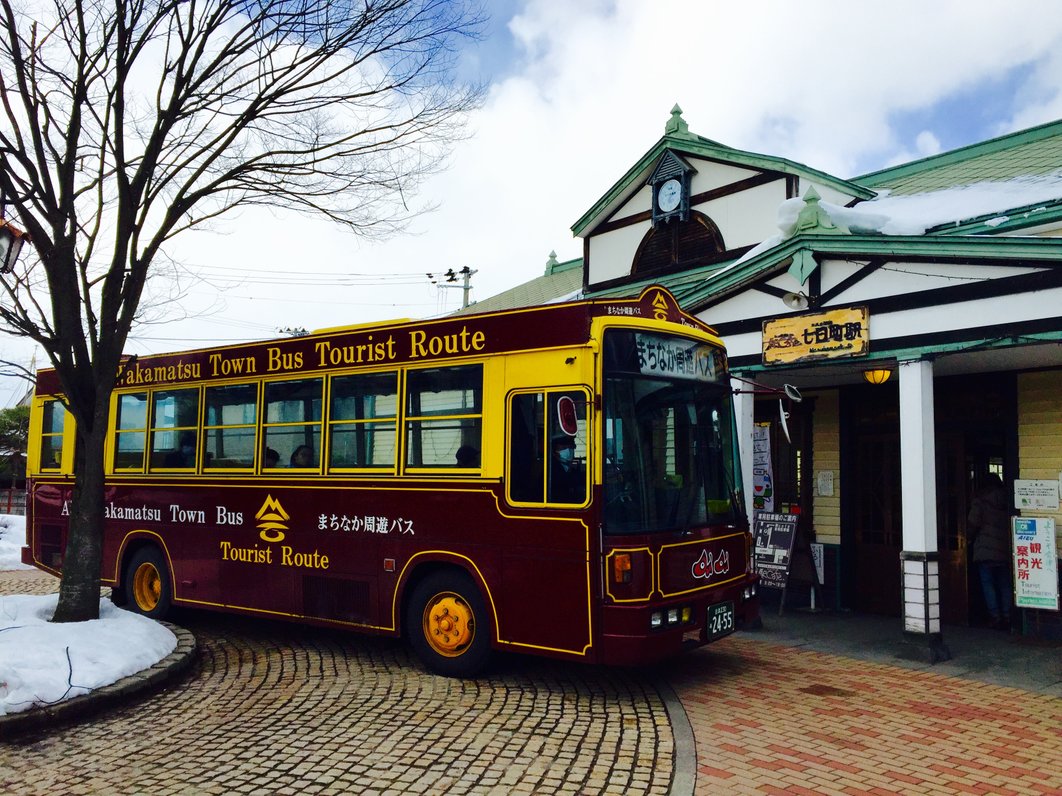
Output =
[{"x1": 657, "y1": 179, "x2": 682, "y2": 213}]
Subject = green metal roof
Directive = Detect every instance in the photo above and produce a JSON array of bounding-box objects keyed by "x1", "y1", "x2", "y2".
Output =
[
  {"x1": 452, "y1": 253, "x2": 583, "y2": 316},
  {"x1": 571, "y1": 107, "x2": 875, "y2": 238},
  {"x1": 677, "y1": 233, "x2": 1062, "y2": 313},
  {"x1": 854, "y1": 118, "x2": 1062, "y2": 195}
]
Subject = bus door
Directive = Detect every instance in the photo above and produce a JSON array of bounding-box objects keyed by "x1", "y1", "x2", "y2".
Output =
[{"x1": 503, "y1": 388, "x2": 594, "y2": 655}]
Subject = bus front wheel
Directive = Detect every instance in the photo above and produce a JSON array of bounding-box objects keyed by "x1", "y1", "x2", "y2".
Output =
[
  {"x1": 407, "y1": 571, "x2": 492, "y2": 677},
  {"x1": 123, "y1": 547, "x2": 173, "y2": 620}
]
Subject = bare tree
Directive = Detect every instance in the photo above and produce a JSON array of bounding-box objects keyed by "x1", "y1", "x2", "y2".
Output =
[{"x1": 0, "y1": 0, "x2": 483, "y2": 621}]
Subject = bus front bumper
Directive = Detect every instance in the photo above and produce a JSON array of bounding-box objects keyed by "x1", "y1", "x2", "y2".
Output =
[{"x1": 598, "y1": 581, "x2": 760, "y2": 666}]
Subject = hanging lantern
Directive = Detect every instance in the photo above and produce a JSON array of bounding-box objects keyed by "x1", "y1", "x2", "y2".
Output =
[{"x1": 863, "y1": 368, "x2": 892, "y2": 385}]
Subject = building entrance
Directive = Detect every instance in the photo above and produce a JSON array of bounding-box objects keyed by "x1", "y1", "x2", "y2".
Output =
[
  {"x1": 935, "y1": 373, "x2": 1015, "y2": 626},
  {"x1": 842, "y1": 374, "x2": 1015, "y2": 623}
]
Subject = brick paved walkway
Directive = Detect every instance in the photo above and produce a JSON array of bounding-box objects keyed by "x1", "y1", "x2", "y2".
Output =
[{"x1": 665, "y1": 638, "x2": 1062, "y2": 796}]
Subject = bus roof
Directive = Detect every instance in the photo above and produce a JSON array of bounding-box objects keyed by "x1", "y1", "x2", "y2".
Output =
[{"x1": 35, "y1": 286, "x2": 718, "y2": 394}]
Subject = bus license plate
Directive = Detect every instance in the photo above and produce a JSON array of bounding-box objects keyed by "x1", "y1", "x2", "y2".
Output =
[{"x1": 707, "y1": 601, "x2": 735, "y2": 640}]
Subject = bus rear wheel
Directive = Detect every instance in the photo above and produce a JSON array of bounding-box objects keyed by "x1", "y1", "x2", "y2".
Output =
[
  {"x1": 407, "y1": 571, "x2": 492, "y2": 677},
  {"x1": 124, "y1": 547, "x2": 173, "y2": 620}
]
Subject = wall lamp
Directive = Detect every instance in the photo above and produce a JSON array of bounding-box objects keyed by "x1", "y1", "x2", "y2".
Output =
[
  {"x1": 863, "y1": 368, "x2": 892, "y2": 385},
  {"x1": 0, "y1": 218, "x2": 28, "y2": 273}
]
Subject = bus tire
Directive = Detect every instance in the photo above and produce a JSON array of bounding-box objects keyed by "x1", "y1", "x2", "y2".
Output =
[
  {"x1": 123, "y1": 546, "x2": 173, "y2": 620},
  {"x1": 406, "y1": 570, "x2": 492, "y2": 678}
]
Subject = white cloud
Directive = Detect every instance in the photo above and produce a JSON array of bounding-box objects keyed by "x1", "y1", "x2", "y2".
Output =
[{"x1": 5, "y1": 0, "x2": 1062, "y2": 400}]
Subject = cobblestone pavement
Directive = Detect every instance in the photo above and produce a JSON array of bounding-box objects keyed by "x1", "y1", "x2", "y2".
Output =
[
  {"x1": 7, "y1": 569, "x2": 1062, "y2": 795},
  {"x1": 664, "y1": 638, "x2": 1062, "y2": 796},
  {"x1": 1, "y1": 570, "x2": 673, "y2": 795}
]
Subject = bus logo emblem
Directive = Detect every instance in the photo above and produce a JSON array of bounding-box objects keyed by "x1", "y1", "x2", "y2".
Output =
[
  {"x1": 256, "y1": 494, "x2": 290, "y2": 543},
  {"x1": 651, "y1": 291, "x2": 669, "y2": 320},
  {"x1": 692, "y1": 548, "x2": 729, "y2": 580}
]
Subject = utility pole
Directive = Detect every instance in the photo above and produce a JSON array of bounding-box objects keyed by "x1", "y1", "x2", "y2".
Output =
[{"x1": 429, "y1": 266, "x2": 478, "y2": 308}]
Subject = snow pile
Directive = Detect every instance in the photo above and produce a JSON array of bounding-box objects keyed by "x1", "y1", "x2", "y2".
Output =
[
  {"x1": 0, "y1": 514, "x2": 33, "y2": 571},
  {"x1": 0, "y1": 514, "x2": 177, "y2": 716},
  {"x1": 0, "y1": 593, "x2": 177, "y2": 715},
  {"x1": 778, "y1": 170, "x2": 1062, "y2": 238}
]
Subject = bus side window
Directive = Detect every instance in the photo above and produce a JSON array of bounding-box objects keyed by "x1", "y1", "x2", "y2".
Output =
[
  {"x1": 404, "y1": 364, "x2": 482, "y2": 470},
  {"x1": 39, "y1": 400, "x2": 66, "y2": 471},
  {"x1": 149, "y1": 388, "x2": 201, "y2": 471},
  {"x1": 264, "y1": 377, "x2": 323, "y2": 470},
  {"x1": 114, "y1": 392, "x2": 149, "y2": 471},
  {"x1": 329, "y1": 371, "x2": 398, "y2": 471},
  {"x1": 204, "y1": 383, "x2": 258, "y2": 470},
  {"x1": 509, "y1": 392, "x2": 544, "y2": 502}
]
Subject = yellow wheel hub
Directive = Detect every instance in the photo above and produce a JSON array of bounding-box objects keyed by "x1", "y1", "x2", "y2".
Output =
[
  {"x1": 132, "y1": 562, "x2": 162, "y2": 612},
  {"x1": 423, "y1": 593, "x2": 474, "y2": 657}
]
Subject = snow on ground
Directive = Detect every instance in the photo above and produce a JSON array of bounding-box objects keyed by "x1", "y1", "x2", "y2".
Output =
[
  {"x1": 0, "y1": 515, "x2": 177, "y2": 716},
  {"x1": 0, "y1": 514, "x2": 33, "y2": 571}
]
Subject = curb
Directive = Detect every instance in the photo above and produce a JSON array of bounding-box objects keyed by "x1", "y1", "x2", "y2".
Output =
[
  {"x1": 657, "y1": 680, "x2": 696, "y2": 796},
  {"x1": 0, "y1": 621, "x2": 197, "y2": 740}
]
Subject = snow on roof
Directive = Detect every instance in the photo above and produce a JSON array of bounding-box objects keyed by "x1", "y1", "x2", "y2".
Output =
[{"x1": 714, "y1": 170, "x2": 1062, "y2": 281}]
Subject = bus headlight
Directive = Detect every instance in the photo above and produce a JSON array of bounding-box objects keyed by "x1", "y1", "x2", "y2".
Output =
[
  {"x1": 667, "y1": 608, "x2": 679, "y2": 624},
  {"x1": 650, "y1": 611, "x2": 663, "y2": 629}
]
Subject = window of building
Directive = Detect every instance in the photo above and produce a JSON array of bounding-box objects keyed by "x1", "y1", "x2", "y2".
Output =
[
  {"x1": 39, "y1": 400, "x2": 66, "y2": 471},
  {"x1": 204, "y1": 383, "x2": 258, "y2": 470},
  {"x1": 405, "y1": 364, "x2": 482, "y2": 470},
  {"x1": 150, "y1": 388, "x2": 201, "y2": 471},
  {"x1": 114, "y1": 392, "x2": 149, "y2": 471},
  {"x1": 329, "y1": 371, "x2": 398, "y2": 471},
  {"x1": 264, "y1": 378, "x2": 323, "y2": 469},
  {"x1": 631, "y1": 212, "x2": 725, "y2": 275}
]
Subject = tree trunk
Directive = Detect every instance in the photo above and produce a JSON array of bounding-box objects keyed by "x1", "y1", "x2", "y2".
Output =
[{"x1": 51, "y1": 418, "x2": 107, "y2": 623}]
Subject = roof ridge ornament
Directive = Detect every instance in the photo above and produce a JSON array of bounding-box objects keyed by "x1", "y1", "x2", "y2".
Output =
[
  {"x1": 664, "y1": 104, "x2": 692, "y2": 138},
  {"x1": 794, "y1": 186, "x2": 848, "y2": 235}
]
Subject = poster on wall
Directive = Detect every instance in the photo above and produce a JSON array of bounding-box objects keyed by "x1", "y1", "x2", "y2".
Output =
[
  {"x1": 1012, "y1": 517, "x2": 1059, "y2": 611},
  {"x1": 753, "y1": 512, "x2": 798, "y2": 589},
  {"x1": 752, "y1": 422, "x2": 774, "y2": 512}
]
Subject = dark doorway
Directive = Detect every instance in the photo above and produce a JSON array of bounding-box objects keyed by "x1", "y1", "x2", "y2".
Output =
[
  {"x1": 934, "y1": 373, "x2": 1015, "y2": 626},
  {"x1": 842, "y1": 383, "x2": 902, "y2": 615},
  {"x1": 841, "y1": 373, "x2": 1015, "y2": 621}
]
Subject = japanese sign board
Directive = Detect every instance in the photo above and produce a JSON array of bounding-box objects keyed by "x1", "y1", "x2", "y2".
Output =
[
  {"x1": 1012, "y1": 517, "x2": 1059, "y2": 611},
  {"x1": 1013, "y1": 480, "x2": 1060, "y2": 511},
  {"x1": 753, "y1": 512, "x2": 798, "y2": 589},
  {"x1": 762, "y1": 306, "x2": 868, "y2": 365}
]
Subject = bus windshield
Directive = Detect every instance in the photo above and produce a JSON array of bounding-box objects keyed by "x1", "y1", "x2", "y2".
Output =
[{"x1": 602, "y1": 330, "x2": 742, "y2": 535}]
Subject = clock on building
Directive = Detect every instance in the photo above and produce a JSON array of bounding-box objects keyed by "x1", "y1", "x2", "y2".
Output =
[{"x1": 649, "y1": 150, "x2": 694, "y2": 227}]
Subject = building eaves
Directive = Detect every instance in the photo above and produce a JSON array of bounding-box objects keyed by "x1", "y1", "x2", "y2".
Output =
[
  {"x1": 682, "y1": 233, "x2": 1062, "y2": 315},
  {"x1": 927, "y1": 197, "x2": 1062, "y2": 236},
  {"x1": 572, "y1": 130, "x2": 876, "y2": 239}
]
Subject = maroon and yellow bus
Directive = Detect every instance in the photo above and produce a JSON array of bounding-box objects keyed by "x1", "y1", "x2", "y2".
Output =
[{"x1": 24, "y1": 286, "x2": 759, "y2": 676}]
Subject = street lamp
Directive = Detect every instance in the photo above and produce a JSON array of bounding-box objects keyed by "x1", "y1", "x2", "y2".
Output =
[{"x1": 0, "y1": 218, "x2": 27, "y2": 273}]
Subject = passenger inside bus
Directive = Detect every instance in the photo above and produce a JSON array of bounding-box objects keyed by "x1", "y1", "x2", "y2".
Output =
[
  {"x1": 290, "y1": 445, "x2": 314, "y2": 468},
  {"x1": 455, "y1": 445, "x2": 479, "y2": 467},
  {"x1": 164, "y1": 432, "x2": 197, "y2": 468},
  {"x1": 264, "y1": 448, "x2": 280, "y2": 468},
  {"x1": 549, "y1": 434, "x2": 584, "y2": 503}
]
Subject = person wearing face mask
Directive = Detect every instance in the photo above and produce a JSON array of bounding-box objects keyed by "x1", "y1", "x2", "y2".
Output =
[{"x1": 549, "y1": 433, "x2": 584, "y2": 504}]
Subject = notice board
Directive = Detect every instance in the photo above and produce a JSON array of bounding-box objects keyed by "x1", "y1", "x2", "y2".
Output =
[{"x1": 753, "y1": 512, "x2": 799, "y2": 589}]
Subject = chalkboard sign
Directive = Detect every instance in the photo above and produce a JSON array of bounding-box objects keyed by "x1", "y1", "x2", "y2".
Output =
[{"x1": 753, "y1": 512, "x2": 799, "y2": 589}]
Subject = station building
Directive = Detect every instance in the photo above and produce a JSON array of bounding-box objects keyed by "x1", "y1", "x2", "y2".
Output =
[{"x1": 468, "y1": 108, "x2": 1062, "y2": 655}]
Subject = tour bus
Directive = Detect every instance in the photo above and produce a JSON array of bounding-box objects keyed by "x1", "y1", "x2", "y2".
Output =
[{"x1": 23, "y1": 285, "x2": 759, "y2": 676}]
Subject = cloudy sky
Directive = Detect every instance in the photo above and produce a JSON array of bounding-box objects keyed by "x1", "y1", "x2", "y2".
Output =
[{"x1": 3, "y1": 0, "x2": 1062, "y2": 404}]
